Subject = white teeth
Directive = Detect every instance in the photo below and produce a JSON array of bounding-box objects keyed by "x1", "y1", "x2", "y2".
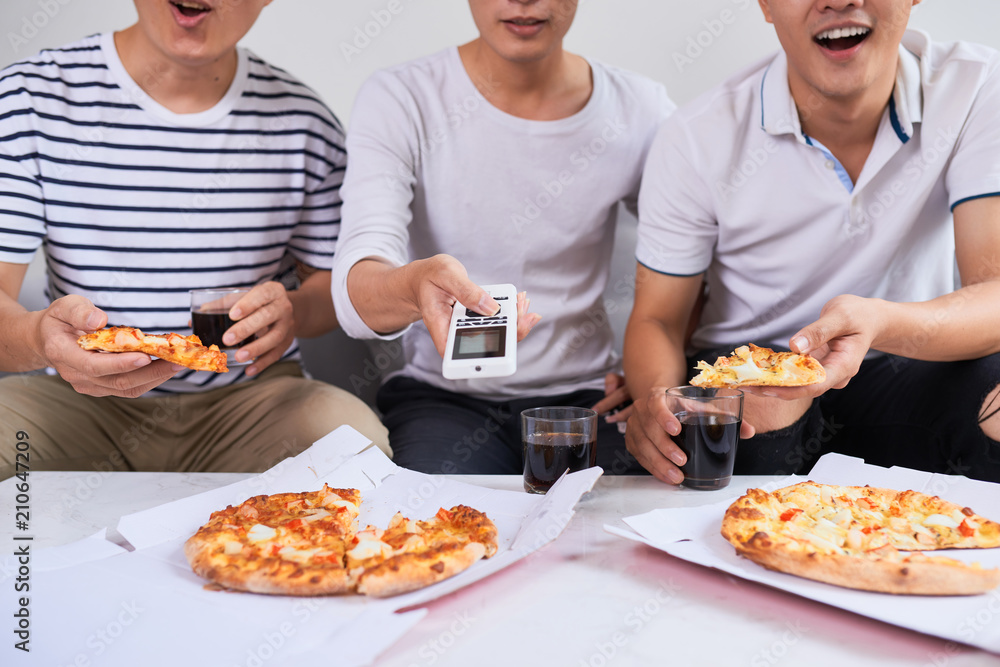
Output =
[
  {"x1": 175, "y1": 1, "x2": 208, "y2": 9},
  {"x1": 816, "y1": 26, "x2": 870, "y2": 41}
]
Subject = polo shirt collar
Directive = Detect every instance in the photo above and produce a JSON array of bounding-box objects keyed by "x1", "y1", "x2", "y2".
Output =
[{"x1": 759, "y1": 31, "x2": 925, "y2": 145}]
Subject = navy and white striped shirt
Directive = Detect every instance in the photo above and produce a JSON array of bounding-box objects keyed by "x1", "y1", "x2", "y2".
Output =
[{"x1": 0, "y1": 33, "x2": 346, "y2": 393}]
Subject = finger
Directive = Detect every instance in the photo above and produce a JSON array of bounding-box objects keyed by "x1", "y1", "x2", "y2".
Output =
[
  {"x1": 427, "y1": 302, "x2": 454, "y2": 358},
  {"x1": 740, "y1": 419, "x2": 756, "y2": 439},
  {"x1": 73, "y1": 358, "x2": 178, "y2": 397},
  {"x1": 52, "y1": 295, "x2": 106, "y2": 333},
  {"x1": 225, "y1": 284, "x2": 288, "y2": 345},
  {"x1": 234, "y1": 327, "x2": 290, "y2": 364},
  {"x1": 515, "y1": 313, "x2": 542, "y2": 342},
  {"x1": 604, "y1": 372, "x2": 623, "y2": 394},
  {"x1": 591, "y1": 386, "x2": 629, "y2": 414},
  {"x1": 245, "y1": 346, "x2": 284, "y2": 377},
  {"x1": 79, "y1": 349, "x2": 154, "y2": 377},
  {"x1": 789, "y1": 315, "x2": 841, "y2": 355},
  {"x1": 626, "y1": 421, "x2": 684, "y2": 484},
  {"x1": 451, "y1": 281, "x2": 499, "y2": 317},
  {"x1": 228, "y1": 283, "x2": 275, "y2": 321},
  {"x1": 613, "y1": 404, "x2": 635, "y2": 422}
]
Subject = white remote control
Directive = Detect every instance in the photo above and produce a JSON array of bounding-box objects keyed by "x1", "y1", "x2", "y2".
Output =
[{"x1": 441, "y1": 283, "x2": 518, "y2": 380}]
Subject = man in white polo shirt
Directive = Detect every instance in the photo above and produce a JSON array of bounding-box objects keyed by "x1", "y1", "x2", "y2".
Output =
[{"x1": 625, "y1": 0, "x2": 1000, "y2": 484}]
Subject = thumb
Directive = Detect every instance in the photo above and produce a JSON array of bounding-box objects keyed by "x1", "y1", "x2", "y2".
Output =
[
  {"x1": 789, "y1": 330, "x2": 817, "y2": 355},
  {"x1": 53, "y1": 295, "x2": 106, "y2": 332},
  {"x1": 457, "y1": 286, "x2": 499, "y2": 317}
]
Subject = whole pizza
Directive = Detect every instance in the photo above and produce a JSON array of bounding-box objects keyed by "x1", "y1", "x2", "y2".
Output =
[
  {"x1": 184, "y1": 485, "x2": 499, "y2": 597},
  {"x1": 721, "y1": 481, "x2": 1000, "y2": 595}
]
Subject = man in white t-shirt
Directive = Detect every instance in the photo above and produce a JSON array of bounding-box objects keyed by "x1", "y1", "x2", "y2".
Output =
[
  {"x1": 626, "y1": 0, "x2": 1000, "y2": 484},
  {"x1": 0, "y1": 0, "x2": 387, "y2": 478},
  {"x1": 331, "y1": 0, "x2": 674, "y2": 474}
]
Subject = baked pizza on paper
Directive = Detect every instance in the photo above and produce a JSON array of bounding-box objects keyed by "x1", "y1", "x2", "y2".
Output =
[
  {"x1": 184, "y1": 484, "x2": 499, "y2": 597},
  {"x1": 721, "y1": 481, "x2": 1000, "y2": 595},
  {"x1": 78, "y1": 326, "x2": 228, "y2": 373},
  {"x1": 691, "y1": 344, "x2": 825, "y2": 388}
]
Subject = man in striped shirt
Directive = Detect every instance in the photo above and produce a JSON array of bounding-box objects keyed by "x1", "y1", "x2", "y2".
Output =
[{"x1": 0, "y1": 0, "x2": 387, "y2": 478}]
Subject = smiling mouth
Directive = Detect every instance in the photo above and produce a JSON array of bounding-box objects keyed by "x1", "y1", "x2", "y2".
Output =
[
  {"x1": 171, "y1": 0, "x2": 211, "y2": 18},
  {"x1": 814, "y1": 26, "x2": 871, "y2": 52}
]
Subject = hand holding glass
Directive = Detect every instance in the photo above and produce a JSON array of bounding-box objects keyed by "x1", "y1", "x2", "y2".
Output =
[
  {"x1": 665, "y1": 386, "x2": 743, "y2": 490},
  {"x1": 189, "y1": 288, "x2": 255, "y2": 366}
]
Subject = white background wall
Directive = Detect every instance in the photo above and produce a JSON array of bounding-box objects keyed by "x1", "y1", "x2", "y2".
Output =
[
  {"x1": 2, "y1": 0, "x2": 999, "y2": 400},
  {"x1": 4, "y1": 1, "x2": 999, "y2": 117}
]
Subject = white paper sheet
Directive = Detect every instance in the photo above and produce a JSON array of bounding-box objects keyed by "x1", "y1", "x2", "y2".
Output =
[
  {"x1": 605, "y1": 454, "x2": 1000, "y2": 654},
  {"x1": 6, "y1": 426, "x2": 601, "y2": 666}
]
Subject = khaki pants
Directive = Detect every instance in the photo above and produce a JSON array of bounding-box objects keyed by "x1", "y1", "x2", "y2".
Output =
[{"x1": 0, "y1": 362, "x2": 389, "y2": 479}]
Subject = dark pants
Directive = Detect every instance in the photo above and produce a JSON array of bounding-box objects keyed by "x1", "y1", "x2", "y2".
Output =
[
  {"x1": 689, "y1": 349, "x2": 1000, "y2": 482},
  {"x1": 377, "y1": 376, "x2": 646, "y2": 475}
]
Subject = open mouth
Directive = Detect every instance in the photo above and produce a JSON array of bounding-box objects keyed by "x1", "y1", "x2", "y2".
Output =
[
  {"x1": 814, "y1": 26, "x2": 871, "y2": 52},
  {"x1": 170, "y1": 0, "x2": 211, "y2": 18}
]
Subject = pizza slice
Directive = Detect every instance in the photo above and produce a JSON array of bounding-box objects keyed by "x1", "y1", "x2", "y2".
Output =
[
  {"x1": 78, "y1": 326, "x2": 228, "y2": 373},
  {"x1": 349, "y1": 505, "x2": 499, "y2": 598},
  {"x1": 184, "y1": 485, "x2": 362, "y2": 596},
  {"x1": 691, "y1": 344, "x2": 824, "y2": 388},
  {"x1": 721, "y1": 483, "x2": 1000, "y2": 595}
]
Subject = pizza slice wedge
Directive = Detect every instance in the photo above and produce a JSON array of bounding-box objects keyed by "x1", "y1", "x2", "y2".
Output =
[{"x1": 78, "y1": 325, "x2": 228, "y2": 373}]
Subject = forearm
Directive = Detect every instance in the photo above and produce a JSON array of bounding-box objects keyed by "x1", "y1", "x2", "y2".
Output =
[
  {"x1": 345, "y1": 258, "x2": 422, "y2": 336},
  {"x1": 288, "y1": 270, "x2": 339, "y2": 339},
  {"x1": 870, "y1": 280, "x2": 1000, "y2": 360},
  {"x1": 624, "y1": 316, "x2": 690, "y2": 400},
  {"x1": 0, "y1": 299, "x2": 45, "y2": 372}
]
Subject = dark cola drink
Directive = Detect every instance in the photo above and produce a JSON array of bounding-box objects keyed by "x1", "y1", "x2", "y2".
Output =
[
  {"x1": 191, "y1": 309, "x2": 235, "y2": 349},
  {"x1": 522, "y1": 432, "x2": 597, "y2": 494},
  {"x1": 676, "y1": 411, "x2": 740, "y2": 490}
]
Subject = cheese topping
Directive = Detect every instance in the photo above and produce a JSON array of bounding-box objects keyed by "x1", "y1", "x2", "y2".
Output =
[
  {"x1": 727, "y1": 355, "x2": 765, "y2": 382},
  {"x1": 247, "y1": 523, "x2": 278, "y2": 543},
  {"x1": 348, "y1": 537, "x2": 394, "y2": 561}
]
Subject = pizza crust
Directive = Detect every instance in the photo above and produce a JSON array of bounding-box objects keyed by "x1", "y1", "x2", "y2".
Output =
[
  {"x1": 734, "y1": 530, "x2": 1000, "y2": 595},
  {"x1": 356, "y1": 542, "x2": 487, "y2": 598}
]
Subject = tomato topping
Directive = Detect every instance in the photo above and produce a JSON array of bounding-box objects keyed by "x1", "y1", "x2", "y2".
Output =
[
  {"x1": 436, "y1": 508, "x2": 454, "y2": 522},
  {"x1": 285, "y1": 519, "x2": 303, "y2": 530},
  {"x1": 780, "y1": 509, "x2": 803, "y2": 522},
  {"x1": 958, "y1": 519, "x2": 975, "y2": 538}
]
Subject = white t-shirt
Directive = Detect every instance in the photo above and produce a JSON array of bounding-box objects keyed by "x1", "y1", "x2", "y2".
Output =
[
  {"x1": 0, "y1": 34, "x2": 346, "y2": 393},
  {"x1": 637, "y1": 30, "x2": 1000, "y2": 353},
  {"x1": 332, "y1": 47, "x2": 674, "y2": 400}
]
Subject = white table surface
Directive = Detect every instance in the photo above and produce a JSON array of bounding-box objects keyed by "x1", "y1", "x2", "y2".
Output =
[{"x1": 2, "y1": 472, "x2": 999, "y2": 667}]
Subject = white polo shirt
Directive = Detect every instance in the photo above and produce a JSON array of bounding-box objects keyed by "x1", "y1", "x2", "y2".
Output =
[{"x1": 637, "y1": 30, "x2": 1000, "y2": 353}]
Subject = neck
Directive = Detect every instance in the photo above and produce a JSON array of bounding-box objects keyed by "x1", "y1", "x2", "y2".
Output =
[
  {"x1": 457, "y1": 39, "x2": 591, "y2": 121},
  {"x1": 790, "y1": 59, "x2": 898, "y2": 161},
  {"x1": 114, "y1": 25, "x2": 238, "y2": 114}
]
